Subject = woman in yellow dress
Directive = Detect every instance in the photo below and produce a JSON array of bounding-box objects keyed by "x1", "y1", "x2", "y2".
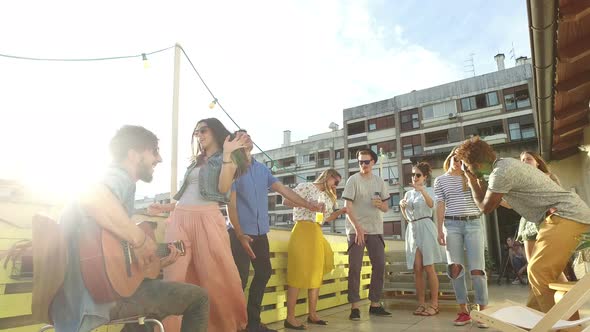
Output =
[{"x1": 283, "y1": 169, "x2": 348, "y2": 329}]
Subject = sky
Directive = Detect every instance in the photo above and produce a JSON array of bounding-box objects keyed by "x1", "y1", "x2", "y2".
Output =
[{"x1": 0, "y1": 0, "x2": 531, "y2": 199}]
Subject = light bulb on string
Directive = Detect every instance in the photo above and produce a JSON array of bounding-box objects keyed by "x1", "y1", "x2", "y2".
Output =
[
  {"x1": 141, "y1": 53, "x2": 150, "y2": 69},
  {"x1": 209, "y1": 98, "x2": 218, "y2": 109}
]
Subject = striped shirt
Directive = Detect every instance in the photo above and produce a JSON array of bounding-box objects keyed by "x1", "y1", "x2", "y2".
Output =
[{"x1": 434, "y1": 173, "x2": 480, "y2": 217}]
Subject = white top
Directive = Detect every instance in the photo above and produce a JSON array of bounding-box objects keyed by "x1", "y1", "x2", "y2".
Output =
[
  {"x1": 177, "y1": 167, "x2": 217, "y2": 206},
  {"x1": 292, "y1": 182, "x2": 336, "y2": 221},
  {"x1": 434, "y1": 173, "x2": 480, "y2": 217}
]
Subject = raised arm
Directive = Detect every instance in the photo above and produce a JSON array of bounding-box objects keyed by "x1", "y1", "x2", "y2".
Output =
[
  {"x1": 464, "y1": 171, "x2": 503, "y2": 214},
  {"x1": 218, "y1": 135, "x2": 248, "y2": 193},
  {"x1": 272, "y1": 182, "x2": 319, "y2": 211},
  {"x1": 218, "y1": 151, "x2": 238, "y2": 194}
]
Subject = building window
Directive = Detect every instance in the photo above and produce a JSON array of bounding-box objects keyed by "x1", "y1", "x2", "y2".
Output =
[
  {"x1": 334, "y1": 149, "x2": 344, "y2": 160},
  {"x1": 400, "y1": 109, "x2": 420, "y2": 132},
  {"x1": 306, "y1": 175, "x2": 316, "y2": 181},
  {"x1": 276, "y1": 195, "x2": 283, "y2": 205},
  {"x1": 268, "y1": 195, "x2": 277, "y2": 210},
  {"x1": 402, "y1": 163, "x2": 414, "y2": 186},
  {"x1": 317, "y1": 151, "x2": 330, "y2": 166},
  {"x1": 299, "y1": 153, "x2": 315, "y2": 164},
  {"x1": 282, "y1": 175, "x2": 296, "y2": 186},
  {"x1": 389, "y1": 193, "x2": 401, "y2": 209},
  {"x1": 368, "y1": 115, "x2": 395, "y2": 132},
  {"x1": 508, "y1": 115, "x2": 536, "y2": 141},
  {"x1": 464, "y1": 120, "x2": 504, "y2": 138},
  {"x1": 424, "y1": 130, "x2": 449, "y2": 146},
  {"x1": 401, "y1": 135, "x2": 422, "y2": 158},
  {"x1": 380, "y1": 166, "x2": 399, "y2": 185},
  {"x1": 461, "y1": 91, "x2": 500, "y2": 112},
  {"x1": 277, "y1": 157, "x2": 295, "y2": 168},
  {"x1": 348, "y1": 145, "x2": 369, "y2": 161},
  {"x1": 422, "y1": 100, "x2": 458, "y2": 120},
  {"x1": 370, "y1": 140, "x2": 396, "y2": 156},
  {"x1": 347, "y1": 121, "x2": 365, "y2": 135},
  {"x1": 503, "y1": 85, "x2": 531, "y2": 111}
]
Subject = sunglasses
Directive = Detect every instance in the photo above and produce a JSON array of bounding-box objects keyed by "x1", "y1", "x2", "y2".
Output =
[
  {"x1": 153, "y1": 146, "x2": 160, "y2": 156},
  {"x1": 332, "y1": 177, "x2": 341, "y2": 186},
  {"x1": 194, "y1": 126, "x2": 209, "y2": 136},
  {"x1": 411, "y1": 173, "x2": 423, "y2": 178},
  {"x1": 358, "y1": 160, "x2": 372, "y2": 165}
]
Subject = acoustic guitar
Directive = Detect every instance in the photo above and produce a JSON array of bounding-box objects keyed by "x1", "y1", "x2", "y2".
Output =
[{"x1": 79, "y1": 221, "x2": 185, "y2": 303}]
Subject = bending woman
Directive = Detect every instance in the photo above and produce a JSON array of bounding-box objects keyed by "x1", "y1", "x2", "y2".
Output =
[{"x1": 283, "y1": 169, "x2": 347, "y2": 330}]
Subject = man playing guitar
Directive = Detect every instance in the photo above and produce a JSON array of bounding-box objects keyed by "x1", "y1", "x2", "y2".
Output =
[{"x1": 49, "y1": 125, "x2": 209, "y2": 332}]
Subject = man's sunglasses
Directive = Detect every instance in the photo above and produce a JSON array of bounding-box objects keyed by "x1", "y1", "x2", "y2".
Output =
[
  {"x1": 193, "y1": 126, "x2": 209, "y2": 136},
  {"x1": 411, "y1": 173, "x2": 423, "y2": 178},
  {"x1": 358, "y1": 160, "x2": 372, "y2": 165}
]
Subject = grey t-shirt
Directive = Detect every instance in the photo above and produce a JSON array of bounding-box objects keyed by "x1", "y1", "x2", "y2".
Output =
[
  {"x1": 488, "y1": 158, "x2": 590, "y2": 224},
  {"x1": 342, "y1": 172, "x2": 389, "y2": 235}
]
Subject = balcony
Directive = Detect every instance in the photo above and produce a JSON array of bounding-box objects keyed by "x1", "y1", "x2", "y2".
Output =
[
  {"x1": 482, "y1": 133, "x2": 508, "y2": 145},
  {"x1": 460, "y1": 104, "x2": 503, "y2": 121}
]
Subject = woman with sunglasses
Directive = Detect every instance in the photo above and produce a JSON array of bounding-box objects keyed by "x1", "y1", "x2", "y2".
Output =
[
  {"x1": 282, "y1": 169, "x2": 347, "y2": 329},
  {"x1": 433, "y1": 148, "x2": 488, "y2": 328},
  {"x1": 149, "y1": 118, "x2": 249, "y2": 332},
  {"x1": 399, "y1": 161, "x2": 442, "y2": 317}
]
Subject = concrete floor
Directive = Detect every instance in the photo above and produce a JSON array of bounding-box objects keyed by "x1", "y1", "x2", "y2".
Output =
[{"x1": 265, "y1": 282, "x2": 582, "y2": 331}]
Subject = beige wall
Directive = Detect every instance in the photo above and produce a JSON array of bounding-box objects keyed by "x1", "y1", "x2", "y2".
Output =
[{"x1": 549, "y1": 126, "x2": 590, "y2": 205}]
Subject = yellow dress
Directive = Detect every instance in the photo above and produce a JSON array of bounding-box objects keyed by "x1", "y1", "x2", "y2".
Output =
[{"x1": 287, "y1": 183, "x2": 335, "y2": 289}]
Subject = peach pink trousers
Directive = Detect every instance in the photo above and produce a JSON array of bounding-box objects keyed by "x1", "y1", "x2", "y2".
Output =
[{"x1": 163, "y1": 204, "x2": 247, "y2": 332}]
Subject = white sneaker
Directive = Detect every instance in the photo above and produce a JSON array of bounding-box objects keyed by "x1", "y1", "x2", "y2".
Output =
[{"x1": 512, "y1": 279, "x2": 521, "y2": 285}]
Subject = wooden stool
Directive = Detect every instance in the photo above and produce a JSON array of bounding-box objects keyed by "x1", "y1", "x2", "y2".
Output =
[{"x1": 549, "y1": 281, "x2": 576, "y2": 303}]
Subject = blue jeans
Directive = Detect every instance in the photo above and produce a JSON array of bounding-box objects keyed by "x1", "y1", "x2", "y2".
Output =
[{"x1": 444, "y1": 218, "x2": 488, "y2": 306}]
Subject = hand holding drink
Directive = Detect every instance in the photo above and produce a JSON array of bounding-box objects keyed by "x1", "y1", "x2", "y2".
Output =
[
  {"x1": 315, "y1": 196, "x2": 326, "y2": 224},
  {"x1": 372, "y1": 192, "x2": 382, "y2": 208}
]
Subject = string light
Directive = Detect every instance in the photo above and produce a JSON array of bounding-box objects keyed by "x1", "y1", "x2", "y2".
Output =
[
  {"x1": 141, "y1": 53, "x2": 150, "y2": 69},
  {"x1": 0, "y1": 44, "x2": 308, "y2": 180}
]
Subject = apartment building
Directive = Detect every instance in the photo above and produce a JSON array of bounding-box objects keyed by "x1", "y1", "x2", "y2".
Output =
[{"x1": 343, "y1": 55, "x2": 538, "y2": 239}]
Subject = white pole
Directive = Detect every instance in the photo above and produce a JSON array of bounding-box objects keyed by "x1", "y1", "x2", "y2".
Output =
[{"x1": 170, "y1": 43, "x2": 181, "y2": 199}]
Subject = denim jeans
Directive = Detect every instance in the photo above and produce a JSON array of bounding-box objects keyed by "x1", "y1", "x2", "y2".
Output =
[{"x1": 444, "y1": 218, "x2": 488, "y2": 306}]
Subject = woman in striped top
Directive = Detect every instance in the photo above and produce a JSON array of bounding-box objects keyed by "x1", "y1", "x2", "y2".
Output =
[{"x1": 434, "y1": 148, "x2": 489, "y2": 328}]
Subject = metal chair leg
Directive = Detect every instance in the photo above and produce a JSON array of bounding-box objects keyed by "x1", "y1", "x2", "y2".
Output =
[{"x1": 145, "y1": 318, "x2": 165, "y2": 332}]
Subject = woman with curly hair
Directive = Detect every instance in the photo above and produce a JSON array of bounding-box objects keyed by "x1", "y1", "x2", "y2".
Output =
[
  {"x1": 434, "y1": 147, "x2": 488, "y2": 327},
  {"x1": 455, "y1": 136, "x2": 590, "y2": 313},
  {"x1": 400, "y1": 161, "x2": 443, "y2": 317},
  {"x1": 282, "y1": 169, "x2": 348, "y2": 329}
]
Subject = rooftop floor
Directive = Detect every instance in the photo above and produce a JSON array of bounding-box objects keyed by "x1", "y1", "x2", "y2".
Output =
[{"x1": 265, "y1": 282, "x2": 586, "y2": 331}]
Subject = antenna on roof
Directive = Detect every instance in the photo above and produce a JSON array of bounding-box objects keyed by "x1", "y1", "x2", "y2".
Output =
[{"x1": 464, "y1": 53, "x2": 476, "y2": 77}]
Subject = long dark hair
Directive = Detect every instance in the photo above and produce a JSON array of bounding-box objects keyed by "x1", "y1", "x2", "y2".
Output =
[{"x1": 191, "y1": 118, "x2": 248, "y2": 177}]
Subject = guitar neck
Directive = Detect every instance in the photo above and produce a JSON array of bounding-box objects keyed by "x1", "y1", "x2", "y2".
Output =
[
  {"x1": 155, "y1": 241, "x2": 184, "y2": 257},
  {"x1": 156, "y1": 244, "x2": 172, "y2": 257}
]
